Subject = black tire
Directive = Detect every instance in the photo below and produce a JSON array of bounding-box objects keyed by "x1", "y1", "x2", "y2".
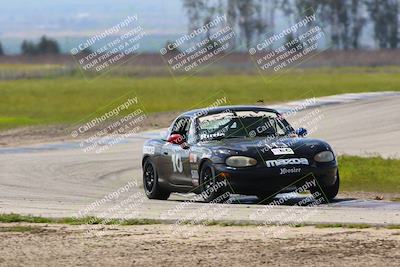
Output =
[
  {"x1": 143, "y1": 158, "x2": 170, "y2": 200},
  {"x1": 199, "y1": 161, "x2": 230, "y2": 203},
  {"x1": 311, "y1": 170, "x2": 340, "y2": 202}
]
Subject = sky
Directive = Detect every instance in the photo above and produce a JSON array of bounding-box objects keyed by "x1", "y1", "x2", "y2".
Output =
[
  {"x1": 0, "y1": 0, "x2": 375, "y2": 54},
  {"x1": 0, "y1": 0, "x2": 188, "y2": 54}
]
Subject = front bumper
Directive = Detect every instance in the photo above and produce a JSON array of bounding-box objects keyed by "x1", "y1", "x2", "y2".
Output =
[{"x1": 214, "y1": 161, "x2": 338, "y2": 195}]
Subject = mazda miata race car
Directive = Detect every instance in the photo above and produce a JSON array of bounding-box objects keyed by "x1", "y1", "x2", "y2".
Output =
[{"x1": 142, "y1": 106, "x2": 339, "y2": 203}]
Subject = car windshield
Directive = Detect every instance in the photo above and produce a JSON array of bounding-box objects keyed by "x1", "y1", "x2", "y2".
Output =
[{"x1": 197, "y1": 110, "x2": 292, "y2": 141}]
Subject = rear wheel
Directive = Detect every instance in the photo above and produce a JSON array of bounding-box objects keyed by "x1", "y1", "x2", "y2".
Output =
[
  {"x1": 311, "y1": 170, "x2": 340, "y2": 202},
  {"x1": 199, "y1": 161, "x2": 230, "y2": 203},
  {"x1": 143, "y1": 158, "x2": 170, "y2": 200}
]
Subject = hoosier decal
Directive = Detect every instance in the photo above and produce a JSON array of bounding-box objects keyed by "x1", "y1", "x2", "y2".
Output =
[{"x1": 280, "y1": 167, "x2": 301, "y2": 175}]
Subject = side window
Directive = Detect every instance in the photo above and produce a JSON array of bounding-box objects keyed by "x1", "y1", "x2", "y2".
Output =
[{"x1": 170, "y1": 117, "x2": 191, "y2": 139}]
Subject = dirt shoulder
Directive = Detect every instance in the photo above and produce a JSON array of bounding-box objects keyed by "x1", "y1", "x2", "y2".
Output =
[
  {"x1": 0, "y1": 111, "x2": 180, "y2": 147},
  {"x1": 338, "y1": 191, "x2": 400, "y2": 202},
  {"x1": 0, "y1": 223, "x2": 399, "y2": 267}
]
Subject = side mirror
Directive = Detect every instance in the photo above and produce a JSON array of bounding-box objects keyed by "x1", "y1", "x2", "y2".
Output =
[
  {"x1": 167, "y1": 134, "x2": 185, "y2": 145},
  {"x1": 160, "y1": 130, "x2": 169, "y2": 141},
  {"x1": 295, "y1": 127, "x2": 308, "y2": 137}
]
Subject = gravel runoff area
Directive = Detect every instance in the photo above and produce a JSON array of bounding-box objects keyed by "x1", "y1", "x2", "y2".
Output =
[{"x1": 0, "y1": 223, "x2": 399, "y2": 267}]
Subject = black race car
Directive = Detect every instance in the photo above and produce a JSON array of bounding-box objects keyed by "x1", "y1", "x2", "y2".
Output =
[{"x1": 142, "y1": 106, "x2": 339, "y2": 203}]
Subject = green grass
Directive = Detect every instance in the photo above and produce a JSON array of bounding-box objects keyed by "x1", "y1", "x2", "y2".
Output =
[
  {"x1": 338, "y1": 155, "x2": 400, "y2": 193},
  {"x1": 0, "y1": 213, "x2": 161, "y2": 225},
  {"x1": 0, "y1": 213, "x2": 54, "y2": 223},
  {"x1": 0, "y1": 63, "x2": 71, "y2": 80},
  {"x1": 315, "y1": 224, "x2": 400, "y2": 229},
  {"x1": 0, "y1": 64, "x2": 65, "y2": 74},
  {"x1": 0, "y1": 66, "x2": 399, "y2": 129},
  {"x1": 1, "y1": 213, "x2": 399, "y2": 229},
  {"x1": 386, "y1": 225, "x2": 400, "y2": 230},
  {"x1": 315, "y1": 223, "x2": 372, "y2": 229},
  {"x1": 0, "y1": 226, "x2": 41, "y2": 233}
]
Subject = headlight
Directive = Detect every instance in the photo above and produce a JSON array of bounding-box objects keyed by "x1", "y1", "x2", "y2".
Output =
[
  {"x1": 226, "y1": 156, "x2": 257, "y2": 167},
  {"x1": 314, "y1": 151, "x2": 334, "y2": 162}
]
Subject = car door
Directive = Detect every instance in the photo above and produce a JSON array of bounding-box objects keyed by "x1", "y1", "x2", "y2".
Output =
[
  {"x1": 167, "y1": 144, "x2": 191, "y2": 185},
  {"x1": 159, "y1": 116, "x2": 192, "y2": 186}
]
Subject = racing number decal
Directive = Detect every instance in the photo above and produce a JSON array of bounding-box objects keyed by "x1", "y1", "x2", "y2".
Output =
[{"x1": 172, "y1": 153, "x2": 183, "y2": 173}]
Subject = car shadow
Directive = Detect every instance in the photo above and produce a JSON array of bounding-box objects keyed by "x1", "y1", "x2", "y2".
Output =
[
  {"x1": 229, "y1": 194, "x2": 357, "y2": 206},
  {"x1": 170, "y1": 193, "x2": 357, "y2": 206}
]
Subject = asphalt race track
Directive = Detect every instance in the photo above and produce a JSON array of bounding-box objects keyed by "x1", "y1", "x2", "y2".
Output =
[{"x1": 1, "y1": 93, "x2": 400, "y2": 226}]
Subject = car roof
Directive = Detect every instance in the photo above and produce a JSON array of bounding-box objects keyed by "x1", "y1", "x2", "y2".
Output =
[{"x1": 181, "y1": 105, "x2": 279, "y2": 118}]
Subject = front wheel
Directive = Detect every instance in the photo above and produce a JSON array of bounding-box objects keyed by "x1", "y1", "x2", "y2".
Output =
[
  {"x1": 143, "y1": 158, "x2": 170, "y2": 200},
  {"x1": 199, "y1": 161, "x2": 230, "y2": 203},
  {"x1": 311, "y1": 170, "x2": 340, "y2": 202}
]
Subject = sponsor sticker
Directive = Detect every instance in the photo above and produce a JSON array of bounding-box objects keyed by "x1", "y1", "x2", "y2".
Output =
[
  {"x1": 202, "y1": 153, "x2": 212, "y2": 158},
  {"x1": 191, "y1": 170, "x2": 199, "y2": 179},
  {"x1": 143, "y1": 145, "x2": 155, "y2": 155},
  {"x1": 265, "y1": 158, "x2": 309, "y2": 167},
  {"x1": 280, "y1": 167, "x2": 301, "y2": 175},
  {"x1": 189, "y1": 153, "x2": 198, "y2": 163},
  {"x1": 200, "y1": 132, "x2": 225, "y2": 140},
  {"x1": 271, "y1": 147, "x2": 294, "y2": 155}
]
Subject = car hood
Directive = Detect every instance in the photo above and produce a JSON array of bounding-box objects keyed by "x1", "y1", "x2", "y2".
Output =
[{"x1": 199, "y1": 137, "x2": 333, "y2": 159}]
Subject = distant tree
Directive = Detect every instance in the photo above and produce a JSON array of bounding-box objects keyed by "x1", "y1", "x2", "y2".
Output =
[
  {"x1": 365, "y1": 0, "x2": 399, "y2": 48},
  {"x1": 307, "y1": 0, "x2": 366, "y2": 50},
  {"x1": 21, "y1": 40, "x2": 37, "y2": 55},
  {"x1": 287, "y1": 0, "x2": 320, "y2": 49},
  {"x1": 80, "y1": 47, "x2": 93, "y2": 55},
  {"x1": 319, "y1": 0, "x2": 348, "y2": 49},
  {"x1": 225, "y1": 0, "x2": 273, "y2": 49},
  {"x1": 180, "y1": 0, "x2": 397, "y2": 50},
  {"x1": 349, "y1": 0, "x2": 366, "y2": 49},
  {"x1": 164, "y1": 41, "x2": 181, "y2": 55},
  {"x1": 21, "y1": 36, "x2": 60, "y2": 55},
  {"x1": 182, "y1": 0, "x2": 274, "y2": 50},
  {"x1": 285, "y1": 33, "x2": 303, "y2": 52},
  {"x1": 182, "y1": 0, "x2": 209, "y2": 32},
  {"x1": 0, "y1": 42, "x2": 4, "y2": 55},
  {"x1": 235, "y1": 0, "x2": 262, "y2": 49},
  {"x1": 37, "y1": 36, "x2": 60, "y2": 54}
]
